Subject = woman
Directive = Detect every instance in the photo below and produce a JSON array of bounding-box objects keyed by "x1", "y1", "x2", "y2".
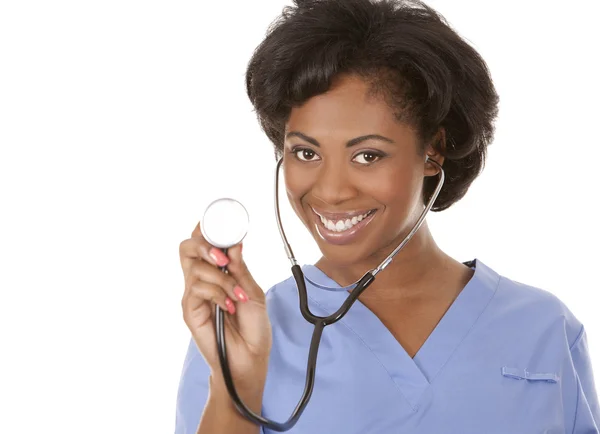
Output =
[{"x1": 176, "y1": 0, "x2": 600, "y2": 432}]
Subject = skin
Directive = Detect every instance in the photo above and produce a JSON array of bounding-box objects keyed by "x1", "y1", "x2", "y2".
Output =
[
  {"x1": 283, "y1": 73, "x2": 474, "y2": 357},
  {"x1": 181, "y1": 73, "x2": 476, "y2": 433}
]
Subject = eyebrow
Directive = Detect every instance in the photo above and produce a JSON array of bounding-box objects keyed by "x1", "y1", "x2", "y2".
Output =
[{"x1": 285, "y1": 131, "x2": 395, "y2": 148}]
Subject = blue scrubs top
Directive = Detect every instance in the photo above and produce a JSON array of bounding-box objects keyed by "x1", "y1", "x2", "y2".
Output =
[{"x1": 175, "y1": 259, "x2": 600, "y2": 433}]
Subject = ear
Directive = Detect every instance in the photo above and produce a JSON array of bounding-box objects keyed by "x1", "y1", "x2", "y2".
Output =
[{"x1": 424, "y1": 128, "x2": 446, "y2": 177}]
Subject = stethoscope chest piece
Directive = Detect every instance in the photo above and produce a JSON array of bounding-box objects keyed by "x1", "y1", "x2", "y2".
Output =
[{"x1": 201, "y1": 198, "x2": 249, "y2": 249}]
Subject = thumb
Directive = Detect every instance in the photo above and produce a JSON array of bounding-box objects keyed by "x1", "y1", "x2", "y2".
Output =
[{"x1": 226, "y1": 243, "x2": 265, "y2": 303}]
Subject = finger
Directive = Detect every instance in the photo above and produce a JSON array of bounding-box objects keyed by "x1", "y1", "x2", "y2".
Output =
[
  {"x1": 181, "y1": 290, "x2": 213, "y2": 332},
  {"x1": 179, "y1": 237, "x2": 219, "y2": 279},
  {"x1": 191, "y1": 221, "x2": 202, "y2": 237},
  {"x1": 187, "y1": 281, "x2": 236, "y2": 315},
  {"x1": 180, "y1": 232, "x2": 228, "y2": 268},
  {"x1": 179, "y1": 238, "x2": 200, "y2": 277},
  {"x1": 191, "y1": 220, "x2": 228, "y2": 264},
  {"x1": 225, "y1": 243, "x2": 264, "y2": 302},
  {"x1": 191, "y1": 261, "x2": 242, "y2": 302}
]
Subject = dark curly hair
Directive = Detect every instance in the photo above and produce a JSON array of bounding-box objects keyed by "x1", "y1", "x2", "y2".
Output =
[{"x1": 245, "y1": 0, "x2": 499, "y2": 211}]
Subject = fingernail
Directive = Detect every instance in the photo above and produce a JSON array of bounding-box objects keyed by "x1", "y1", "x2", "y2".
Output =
[
  {"x1": 225, "y1": 297, "x2": 236, "y2": 314},
  {"x1": 209, "y1": 247, "x2": 229, "y2": 267},
  {"x1": 234, "y1": 286, "x2": 249, "y2": 302}
]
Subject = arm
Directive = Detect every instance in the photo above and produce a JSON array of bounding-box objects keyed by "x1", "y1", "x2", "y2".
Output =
[
  {"x1": 570, "y1": 326, "x2": 600, "y2": 433},
  {"x1": 175, "y1": 339, "x2": 209, "y2": 434},
  {"x1": 175, "y1": 338, "x2": 266, "y2": 434},
  {"x1": 197, "y1": 375, "x2": 263, "y2": 434}
]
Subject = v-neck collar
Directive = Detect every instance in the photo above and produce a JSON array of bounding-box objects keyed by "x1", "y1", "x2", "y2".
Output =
[{"x1": 300, "y1": 258, "x2": 500, "y2": 410}]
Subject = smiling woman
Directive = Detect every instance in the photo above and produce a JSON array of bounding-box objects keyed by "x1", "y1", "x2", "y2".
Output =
[
  {"x1": 175, "y1": 1, "x2": 600, "y2": 433},
  {"x1": 282, "y1": 75, "x2": 447, "y2": 269}
]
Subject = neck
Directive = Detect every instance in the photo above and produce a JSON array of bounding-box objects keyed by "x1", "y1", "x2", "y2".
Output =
[{"x1": 315, "y1": 221, "x2": 457, "y2": 302}]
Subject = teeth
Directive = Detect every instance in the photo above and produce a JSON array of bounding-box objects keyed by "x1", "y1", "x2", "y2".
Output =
[{"x1": 318, "y1": 211, "x2": 372, "y2": 232}]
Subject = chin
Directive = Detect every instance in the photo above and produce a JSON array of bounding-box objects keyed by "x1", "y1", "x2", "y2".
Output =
[{"x1": 313, "y1": 232, "x2": 387, "y2": 268}]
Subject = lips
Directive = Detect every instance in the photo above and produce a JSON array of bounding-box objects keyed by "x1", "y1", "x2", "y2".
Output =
[
  {"x1": 310, "y1": 206, "x2": 378, "y2": 245},
  {"x1": 311, "y1": 207, "x2": 375, "y2": 221}
]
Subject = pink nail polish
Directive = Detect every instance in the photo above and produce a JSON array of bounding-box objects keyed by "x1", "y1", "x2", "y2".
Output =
[
  {"x1": 225, "y1": 298, "x2": 236, "y2": 314},
  {"x1": 234, "y1": 286, "x2": 249, "y2": 302},
  {"x1": 209, "y1": 247, "x2": 229, "y2": 266}
]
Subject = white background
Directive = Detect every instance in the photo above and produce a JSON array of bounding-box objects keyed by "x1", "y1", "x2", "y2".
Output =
[{"x1": 1, "y1": 1, "x2": 599, "y2": 433}]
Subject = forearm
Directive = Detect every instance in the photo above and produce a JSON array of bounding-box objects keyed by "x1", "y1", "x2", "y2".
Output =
[{"x1": 197, "y1": 375, "x2": 263, "y2": 434}]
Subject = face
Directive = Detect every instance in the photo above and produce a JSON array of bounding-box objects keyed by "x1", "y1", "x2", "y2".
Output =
[{"x1": 283, "y1": 74, "x2": 441, "y2": 267}]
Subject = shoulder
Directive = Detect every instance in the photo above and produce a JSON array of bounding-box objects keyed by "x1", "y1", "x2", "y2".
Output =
[
  {"x1": 263, "y1": 274, "x2": 306, "y2": 324},
  {"x1": 492, "y1": 268, "x2": 584, "y2": 348},
  {"x1": 264, "y1": 274, "x2": 297, "y2": 302}
]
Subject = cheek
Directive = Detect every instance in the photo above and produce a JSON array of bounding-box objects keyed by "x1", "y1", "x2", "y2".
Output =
[
  {"x1": 283, "y1": 163, "x2": 312, "y2": 218},
  {"x1": 361, "y1": 164, "x2": 419, "y2": 207}
]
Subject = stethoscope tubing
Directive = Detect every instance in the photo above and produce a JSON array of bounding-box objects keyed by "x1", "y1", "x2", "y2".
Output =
[{"x1": 215, "y1": 157, "x2": 444, "y2": 431}]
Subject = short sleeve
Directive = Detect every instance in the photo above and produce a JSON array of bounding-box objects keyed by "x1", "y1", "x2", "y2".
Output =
[
  {"x1": 570, "y1": 326, "x2": 600, "y2": 433},
  {"x1": 175, "y1": 338, "x2": 211, "y2": 434}
]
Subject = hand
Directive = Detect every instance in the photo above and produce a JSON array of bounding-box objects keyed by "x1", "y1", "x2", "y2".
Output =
[{"x1": 179, "y1": 222, "x2": 272, "y2": 393}]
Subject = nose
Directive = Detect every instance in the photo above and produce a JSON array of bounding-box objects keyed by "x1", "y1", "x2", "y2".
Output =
[{"x1": 311, "y1": 160, "x2": 358, "y2": 206}]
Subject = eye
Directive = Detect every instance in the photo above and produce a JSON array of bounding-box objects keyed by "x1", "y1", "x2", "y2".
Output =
[
  {"x1": 293, "y1": 148, "x2": 321, "y2": 162},
  {"x1": 352, "y1": 151, "x2": 383, "y2": 165}
]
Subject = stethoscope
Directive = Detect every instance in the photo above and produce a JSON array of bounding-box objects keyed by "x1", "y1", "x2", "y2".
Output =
[{"x1": 200, "y1": 156, "x2": 444, "y2": 431}]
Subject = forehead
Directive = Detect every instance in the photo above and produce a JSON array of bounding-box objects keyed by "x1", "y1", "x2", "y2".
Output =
[{"x1": 286, "y1": 74, "x2": 415, "y2": 142}]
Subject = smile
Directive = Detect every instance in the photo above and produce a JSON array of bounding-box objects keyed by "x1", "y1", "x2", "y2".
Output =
[
  {"x1": 314, "y1": 209, "x2": 375, "y2": 232},
  {"x1": 311, "y1": 207, "x2": 378, "y2": 245}
]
